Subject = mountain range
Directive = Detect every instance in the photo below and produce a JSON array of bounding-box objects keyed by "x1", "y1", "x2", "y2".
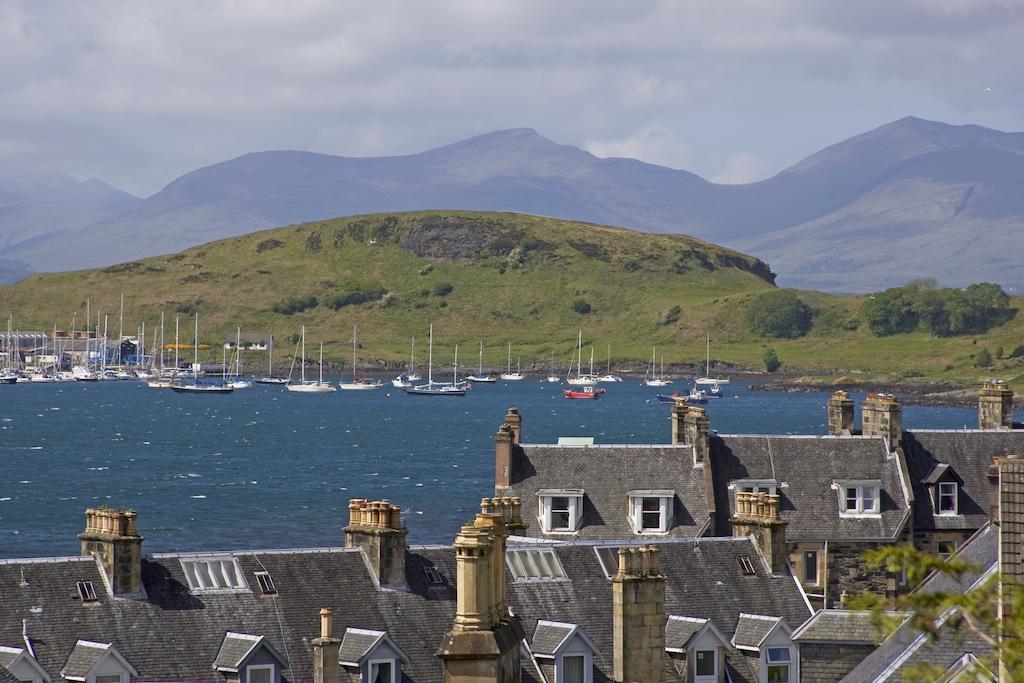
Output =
[{"x1": 1, "y1": 116, "x2": 1021, "y2": 292}]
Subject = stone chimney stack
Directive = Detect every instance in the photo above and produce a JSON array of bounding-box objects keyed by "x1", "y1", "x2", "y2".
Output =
[
  {"x1": 481, "y1": 496, "x2": 526, "y2": 535},
  {"x1": 438, "y1": 514, "x2": 524, "y2": 683},
  {"x1": 312, "y1": 608, "x2": 341, "y2": 683},
  {"x1": 670, "y1": 399, "x2": 687, "y2": 445},
  {"x1": 612, "y1": 546, "x2": 666, "y2": 683},
  {"x1": 494, "y1": 423, "x2": 516, "y2": 493},
  {"x1": 998, "y1": 455, "x2": 1023, "y2": 628},
  {"x1": 979, "y1": 380, "x2": 1014, "y2": 430},
  {"x1": 861, "y1": 393, "x2": 902, "y2": 451},
  {"x1": 344, "y1": 499, "x2": 408, "y2": 588},
  {"x1": 730, "y1": 492, "x2": 789, "y2": 574},
  {"x1": 682, "y1": 406, "x2": 711, "y2": 464},
  {"x1": 827, "y1": 390, "x2": 855, "y2": 436},
  {"x1": 79, "y1": 507, "x2": 143, "y2": 595},
  {"x1": 504, "y1": 407, "x2": 522, "y2": 444}
]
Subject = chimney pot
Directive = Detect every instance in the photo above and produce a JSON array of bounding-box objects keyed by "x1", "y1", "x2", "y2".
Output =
[{"x1": 320, "y1": 607, "x2": 332, "y2": 639}]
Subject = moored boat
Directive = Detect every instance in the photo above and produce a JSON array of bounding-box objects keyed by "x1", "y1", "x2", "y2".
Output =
[
  {"x1": 287, "y1": 328, "x2": 336, "y2": 393},
  {"x1": 339, "y1": 325, "x2": 383, "y2": 391},
  {"x1": 499, "y1": 342, "x2": 525, "y2": 380},
  {"x1": 564, "y1": 386, "x2": 604, "y2": 399}
]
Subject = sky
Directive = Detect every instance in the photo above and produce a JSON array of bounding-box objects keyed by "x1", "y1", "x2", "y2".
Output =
[{"x1": 1, "y1": 0, "x2": 1022, "y2": 197}]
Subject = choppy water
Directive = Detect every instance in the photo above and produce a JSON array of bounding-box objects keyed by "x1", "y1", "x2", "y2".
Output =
[{"x1": 0, "y1": 378, "x2": 977, "y2": 558}]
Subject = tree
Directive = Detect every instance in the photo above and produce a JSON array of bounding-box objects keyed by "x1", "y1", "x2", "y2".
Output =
[
  {"x1": 762, "y1": 348, "x2": 781, "y2": 373},
  {"x1": 745, "y1": 290, "x2": 813, "y2": 339},
  {"x1": 862, "y1": 287, "x2": 919, "y2": 336},
  {"x1": 572, "y1": 299, "x2": 592, "y2": 314},
  {"x1": 977, "y1": 347, "x2": 993, "y2": 368}
]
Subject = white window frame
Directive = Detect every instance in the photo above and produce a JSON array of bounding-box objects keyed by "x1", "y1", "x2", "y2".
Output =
[
  {"x1": 179, "y1": 556, "x2": 248, "y2": 592},
  {"x1": 537, "y1": 490, "x2": 583, "y2": 534},
  {"x1": 506, "y1": 548, "x2": 567, "y2": 581},
  {"x1": 92, "y1": 675, "x2": 125, "y2": 683},
  {"x1": 555, "y1": 652, "x2": 592, "y2": 683},
  {"x1": 694, "y1": 648, "x2": 717, "y2": 680},
  {"x1": 245, "y1": 664, "x2": 274, "y2": 683},
  {"x1": 837, "y1": 482, "x2": 881, "y2": 517},
  {"x1": 367, "y1": 658, "x2": 397, "y2": 683},
  {"x1": 764, "y1": 646, "x2": 791, "y2": 683},
  {"x1": 937, "y1": 481, "x2": 959, "y2": 516},
  {"x1": 628, "y1": 491, "x2": 673, "y2": 534}
]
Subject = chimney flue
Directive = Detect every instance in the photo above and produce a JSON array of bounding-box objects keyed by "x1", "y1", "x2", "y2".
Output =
[
  {"x1": 827, "y1": 390, "x2": 855, "y2": 436},
  {"x1": 78, "y1": 507, "x2": 143, "y2": 595},
  {"x1": 861, "y1": 393, "x2": 902, "y2": 450},
  {"x1": 343, "y1": 498, "x2": 408, "y2": 587},
  {"x1": 312, "y1": 608, "x2": 340, "y2": 683},
  {"x1": 612, "y1": 545, "x2": 665, "y2": 683},
  {"x1": 979, "y1": 380, "x2": 1014, "y2": 430}
]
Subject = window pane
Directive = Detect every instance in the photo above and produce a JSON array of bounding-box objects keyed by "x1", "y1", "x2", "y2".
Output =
[
  {"x1": 695, "y1": 650, "x2": 715, "y2": 676},
  {"x1": 551, "y1": 511, "x2": 571, "y2": 530},
  {"x1": 96, "y1": 676, "x2": 122, "y2": 683},
  {"x1": 862, "y1": 488, "x2": 876, "y2": 511},
  {"x1": 247, "y1": 667, "x2": 273, "y2": 683},
  {"x1": 845, "y1": 488, "x2": 858, "y2": 510},
  {"x1": 563, "y1": 655, "x2": 585, "y2": 683},
  {"x1": 545, "y1": 550, "x2": 565, "y2": 578},
  {"x1": 803, "y1": 551, "x2": 818, "y2": 584},
  {"x1": 767, "y1": 647, "x2": 790, "y2": 662},
  {"x1": 371, "y1": 661, "x2": 391, "y2": 683},
  {"x1": 767, "y1": 664, "x2": 790, "y2": 683}
]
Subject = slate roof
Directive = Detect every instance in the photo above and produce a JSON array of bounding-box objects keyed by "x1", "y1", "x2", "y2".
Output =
[
  {"x1": 902, "y1": 429, "x2": 1024, "y2": 532},
  {"x1": 840, "y1": 522, "x2": 998, "y2": 682},
  {"x1": 732, "y1": 614, "x2": 780, "y2": 649},
  {"x1": 0, "y1": 546, "x2": 460, "y2": 683},
  {"x1": 61, "y1": 641, "x2": 121, "y2": 681},
  {"x1": 0, "y1": 649, "x2": 18, "y2": 670},
  {"x1": 791, "y1": 611, "x2": 890, "y2": 645},
  {"x1": 506, "y1": 443, "x2": 713, "y2": 539},
  {"x1": 709, "y1": 434, "x2": 911, "y2": 540},
  {"x1": 664, "y1": 616, "x2": 707, "y2": 651},
  {"x1": 509, "y1": 536, "x2": 812, "y2": 683},
  {"x1": 338, "y1": 629, "x2": 384, "y2": 665},
  {"x1": 213, "y1": 633, "x2": 276, "y2": 672},
  {"x1": 529, "y1": 622, "x2": 575, "y2": 657}
]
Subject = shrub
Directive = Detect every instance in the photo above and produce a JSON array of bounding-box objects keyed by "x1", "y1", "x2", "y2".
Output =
[
  {"x1": 572, "y1": 299, "x2": 592, "y2": 314},
  {"x1": 763, "y1": 348, "x2": 781, "y2": 373},
  {"x1": 976, "y1": 347, "x2": 993, "y2": 368},
  {"x1": 271, "y1": 295, "x2": 318, "y2": 315},
  {"x1": 660, "y1": 305, "x2": 682, "y2": 325},
  {"x1": 433, "y1": 282, "x2": 454, "y2": 297},
  {"x1": 746, "y1": 289, "x2": 813, "y2": 339},
  {"x1": 1009, "y1": 345, "x2": 1024, "y2": 359},
  {"x1": 324, "y1": 287, "x2": 387, "y2": 310},
  {"x1": 256, "y1": 239, "x2": 284, "y2": 253}
]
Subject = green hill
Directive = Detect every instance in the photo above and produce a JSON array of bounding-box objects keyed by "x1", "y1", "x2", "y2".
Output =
[{"x1": 1, "y1": 210, "x2": 1022, "y2": 383}]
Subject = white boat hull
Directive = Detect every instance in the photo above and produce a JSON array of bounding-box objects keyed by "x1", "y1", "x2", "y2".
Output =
[
  {"x1": 500, "y1": 373, "x2": 525, "y2": 381},
  {"x1": 287, "y1": 382, "x2": 337, "y2": 393},
  {"x1": 339, "y1": 382, "x2": 382, "y2": 391},
  {"x1": 645, "y1": 379, "x2": 672, "y2": 387}
]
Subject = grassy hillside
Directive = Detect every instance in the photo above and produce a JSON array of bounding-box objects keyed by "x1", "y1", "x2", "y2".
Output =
[{"x1": 1, "y1": 210, "x2": 1022, "y2": 383}]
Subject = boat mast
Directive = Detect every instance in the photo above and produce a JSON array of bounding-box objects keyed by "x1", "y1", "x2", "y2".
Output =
[
  {"x1": 236, "y1": 327, "x2": 242, "y2": 378},
  {"x1": 159, "y1": 312, "x2": 165, "y2": 373},
  {"x1": 351, "y1": 324, "x2": 358, "y2": 381},
  {"x1": 102, "y1": 314, "x2": 108, "y2": 374},
  {"x1": 192, "y1": 314, "x2": 199, "y2": 380},
  {"x1": 319, "y1": 341, "x2": 324, "y2": 385},
  {"x1": 454, "y1": 344, "x2": 459, "y2": 385},
  {"x1": 410, "y1": 336, "x2": 415, "y2": 373},
  {"x1": 300, "y1": 326, "x2": 307, "y2": 383},
  {"x1": 117, "y1": 293, "x2": 124, "y2": 367},
  {"x1": 478, "y1": 340, "x2": 484, "y2": 376},
  {"x1": 506, "y1": 342, "x2": 511, "y2": 374},
  {"x1": 268, "y1": 334, "x2": 273, "y2": 376},
  {"x1": 706, "y1": 332, "x2": 711, "y2": 377},
  {"x1": 428, "y1": 324, "x2": 434, "y2": 386},
  {"x1": 174, "y1": 316, "x2": 180, "y2": 374}
]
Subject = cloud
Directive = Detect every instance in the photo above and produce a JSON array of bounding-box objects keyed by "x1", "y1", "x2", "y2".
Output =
[
  {"x1": 0, "y1": 1, "x2": 1021, "y2": 196},
  {"x1": 585, "y1": 124, "x2": 691, "y2": 169},
  {"x1": 711, "y1": 152, "x2": 770, "y2": 184}
]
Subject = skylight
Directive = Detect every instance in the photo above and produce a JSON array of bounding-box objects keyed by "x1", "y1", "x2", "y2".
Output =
[
  {"x1": 738, "y1": 556, "x2": 756, "y2": 575},
  {"x1": 180, "y1": 557, "x2": 247, "y2": 591},
  {"x1": 595, "y1": 547, "x2": 618, "y2": 579},
  {"x1": 506, "y1": 548, "x2": 567, "y2": 581},
  {"x1": 423, "y1": 566, "x2": 444, "y2": 585},
  {"x1": 76, "y1": 580, "x2": 98, "y2": 602},
  {"x1": 254, "y1": 570, "x2": 277, "y2": 595}
]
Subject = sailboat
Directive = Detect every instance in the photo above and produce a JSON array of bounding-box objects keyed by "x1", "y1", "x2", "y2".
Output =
[
  {"x1": 171, "y1": 315, "x2": 234, "y2": 394},
  {"x1": 147, "y1": 313, "x2": 174, "y2": 387},
  {"x1": 392, "y1": 337, "x2": 418, "y2": 388},
  {"x1": 598, "y1": 344, "x2": 623, "y2": 382},
  {"x1": 643, "y1": 347, "x2": 671, "y2": 387},
  {"x1": 695, "y1": 332, "x2": 730, "y2": 390},
  {"x1": 340, "y1": 325, "x2": 383, "y2": 390},
  {"x1": 545, "y1": 352, "x2": 560, "y2": 383},
  {"x1": 466, "y1": 341, "x2": 496, "y2": 383},
  {"x1": 287, "y1": 327, "x2": 336, "y2": 393},
  {"x1": 405, "y1": 324, "x2": 467, "y2": 396},
  {"x1": 227, "y1": 328, "x2": 252, "y2": 389},
  {"x1": 500, "y1": 342, "x2": 525, "y2": 380},
  {"x1": 255, "y1": 333, "x2": 288, "y2": 384},
  {"x1": 566, "y1": 331, "x2": 598, "y2": 385}
]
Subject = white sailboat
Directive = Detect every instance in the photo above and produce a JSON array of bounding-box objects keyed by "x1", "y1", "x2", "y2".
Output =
[
  {"x1": 340, "y1": 325, "x2": 383, "y2": 390},
  {"x1": 405, "y1": 324, "x2": 467, "y2": 396},
  {"x1": 500, "y1": 342, "x2": 525, "y2": 380},
  {"x1": 643, "y1": 347, "x2": 671, "y2": 387},
  {"x1": 598, "y1": 344, "x2": 623, "y2": 382},
  {"x1": 147, "y1": 313, "x2": 174, "y2": 387},
  {"x1": 695, "y1": 332, "x2": 730, "y2": 389},
  {"x1": 287, "y1": 327, "x2": 336, "y2": 393},
  {"x1": 227, "y1": 328, "x2": 252, "y2": 389},
  {"x1": 255, "y1": 333, "x2": 288, "y2": 384},
  {"x1": 545, "y1": 351, "x2": 560, "y2": 383},
  {"x1": 392, "y1": 337, "x2": 418, "y2": 388},
  {"x1": 566, "y1": 331, "x2": 598, "y2": 385},
  {"x1": 466, "y1": 341, "x2": 496, "y2": 383}
]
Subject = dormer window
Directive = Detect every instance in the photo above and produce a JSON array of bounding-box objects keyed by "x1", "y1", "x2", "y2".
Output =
[
  {"x1": 537, "y1": 489, "x2": 583, "y2": 533},
  {"x1": 837, "y1": 482, "x2": 880, "y2": 516},
  {"x1": 937, "y1": 481, "x2": 958, "y2": 515},
  {"x1": 60, "y1": 641, "x2": 138, "y2": 683},
  {"x1": 529, "y1": 621, "x2": 596, "y2": 683},
  {"x1": 628, "y1": 490, "x2": 673, "y2": 534},
  {"x1": 766, "y1": 647, "x2": 792, "y2": 682},
  {"x1": 338, "y1": 628, "x2": 408, "y2": 683}
]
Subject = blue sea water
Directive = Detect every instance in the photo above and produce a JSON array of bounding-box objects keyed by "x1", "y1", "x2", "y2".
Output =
[{"x1": 0, "y1": 378, "x2": 978, "y2": 558}]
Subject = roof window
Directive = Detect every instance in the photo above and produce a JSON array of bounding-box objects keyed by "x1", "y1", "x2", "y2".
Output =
[
  {"x1": 506, "y1": 548, "x2": 567, "y2": 582},
  {"x1": 180, "y1": 557, "x2": 247, "y2": 591},
  {"x1": 76, "y1": 580, "x2": 98, "y2": 602},
  {"x1": 254, "y1": 571, "x2": 277, "y2": 595},
  {"x1": 595, "y1": 547, "x2": 619, "y2": 579},
  {"x1": 423, "y1": 566, "x2": 444, "y2": 585},
  {"x1": 738, "y1": 556, "x2": 756, "y2": 576}
]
